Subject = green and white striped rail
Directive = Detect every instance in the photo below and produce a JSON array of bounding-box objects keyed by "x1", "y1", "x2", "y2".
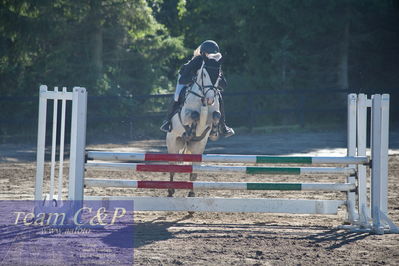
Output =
[
  {"x1": 85, "y1": 162, "x2": 356, "y2": 175},
  {"x1": 87, "y1": 151, "x2": 369, "y2": 165},
  {"x1": 85, "y1": 178, "x2": 356, "y2": 191}
]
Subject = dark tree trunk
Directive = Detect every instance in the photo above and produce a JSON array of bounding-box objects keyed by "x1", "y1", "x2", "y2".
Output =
[
  {"x1": 89, "y1": 0, "x2": 103, "y2": 83},
  {"x1": 337, "y1": 8, "x2": 350, "y2": 91},
  {"x1": 92, "y1": 24, "x2": 103, "y2": 79}
]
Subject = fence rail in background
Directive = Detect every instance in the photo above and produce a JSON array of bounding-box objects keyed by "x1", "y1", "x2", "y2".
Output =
[{"x1": 1, "y1": 89, "x2": 398, "y2": 142}]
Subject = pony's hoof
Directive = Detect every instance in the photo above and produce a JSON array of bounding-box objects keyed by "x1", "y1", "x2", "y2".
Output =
[
  {"x1": 167, "y1": 188, "x2": 175, "y2": 197},
  {"x1": 212, "y1": 111, "x2": 221, "y2": 122},
  {"x1": 189, "y1": 173, "x2": 197, "y2": 181},
  {"x1": 209, "y1": 133, "x2": 219, "y2": 141},
  {"x1": 191, "y1": 111, "x2": 200, "y2": 122}
]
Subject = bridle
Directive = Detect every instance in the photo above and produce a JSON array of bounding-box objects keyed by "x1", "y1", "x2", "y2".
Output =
[{"x1": 187, "y1": 64, "x2": 219, "y2": 105}]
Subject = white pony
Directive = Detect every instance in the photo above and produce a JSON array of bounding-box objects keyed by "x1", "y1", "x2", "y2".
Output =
[{"x1": 166, "y1": 60, "x2": 222, "y2": 197}]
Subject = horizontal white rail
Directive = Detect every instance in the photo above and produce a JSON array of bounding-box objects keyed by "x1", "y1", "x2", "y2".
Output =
[
  {"x1": 87, "y1": 151, "x2": 369, "y2": 165},
  {"x1": 84, "y1": 196, "x2": 346, "y2": 214},
  {"x1": 85, "y1": 178, "x2": 356, "y2": 191}
]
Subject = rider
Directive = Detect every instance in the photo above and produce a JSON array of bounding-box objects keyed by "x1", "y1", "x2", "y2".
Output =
[{"x1": 160, "y1": 40, "x2": 235, "y2": 137}]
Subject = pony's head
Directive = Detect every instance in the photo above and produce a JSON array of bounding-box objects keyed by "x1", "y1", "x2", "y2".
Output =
[{"x1": 193, "y1": 57, "x2": 221, "y2": 106}]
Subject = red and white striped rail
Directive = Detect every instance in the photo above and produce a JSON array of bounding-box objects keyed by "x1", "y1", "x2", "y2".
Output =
[
  {"x1": 85, "y1": 162, "x2": 356, "y2": 175},
  {"x1": 87, "y1": 151, "x2": 369, "y2": 165}
]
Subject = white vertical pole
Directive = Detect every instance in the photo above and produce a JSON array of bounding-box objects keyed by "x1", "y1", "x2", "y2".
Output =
[
  {"x1": 68, "y1": 87, "x2": 87, "y2": 201},
  {"x1": 34, "y1": 85, "x2": 48, "y2": 201},
  {"x1": 369, "y1": 96, "x2": 374, "y2": 159},
  {"x1": 369, "y1": 95, "x2": 374, "y2": 213},
  {"x1": 379, "y1": 94, "x2": 390, "y2": 216},
  {"x1": 371, "y1": 94, "x2": 383, "y2": 231},
  {"x1": 49, "y1": 87, "x2": 59, "y2": 201},
  {"x1": 357, "y1": 94, "x2": 369, "y2": 223},
  {"x1": 57, "y1": 87, "x2": 67, "y2": 201},
  {"x1": 347, "y1": 94, "x2": 358, "y2": 223}
]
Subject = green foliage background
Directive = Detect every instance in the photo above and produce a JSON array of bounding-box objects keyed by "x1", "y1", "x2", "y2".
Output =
[{"x1": 1, "y1": 0, "x2": 398, "y2": 141}]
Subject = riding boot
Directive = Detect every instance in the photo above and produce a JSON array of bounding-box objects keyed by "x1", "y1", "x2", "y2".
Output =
[
  {"x1": 218, "y1": 93, "x2": 235, "y2": 137},
  {"x1": 160, "y1": 100, "x2": 180, "y2": 132}
]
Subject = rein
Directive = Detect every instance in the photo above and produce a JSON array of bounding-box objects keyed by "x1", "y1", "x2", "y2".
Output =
[
  {"x1": 178, "y1": 110, "x2": 211, "y2": 142},
  {"x1": 187, "y1": 66, "x2": 219, "y2": 105}
]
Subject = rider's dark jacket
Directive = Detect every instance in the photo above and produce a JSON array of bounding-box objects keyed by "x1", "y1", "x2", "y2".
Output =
[{"x1": 178, "y1": 55, "x2": 227, "y2": 90}]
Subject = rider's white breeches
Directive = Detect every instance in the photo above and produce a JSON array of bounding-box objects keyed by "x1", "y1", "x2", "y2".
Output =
[{"x1": 174, "y1": 75, "x2": 185, "y2": 102}]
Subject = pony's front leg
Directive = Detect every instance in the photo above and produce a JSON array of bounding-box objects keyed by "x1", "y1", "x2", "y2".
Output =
[
  {"x1": 188, "y1": 167, "x2": 197, "y2": 197},
  {"x1": 209, "y1": 110, "x2": 221, "y2": 141},
  {"x1": 166, "y1": 132, "x2": 185, "y2": 197},
  {"x1": 187, "y1": 138, "x2": 208, "y2": 198},
  {"x1": 168, "y1": 172, "x2": 175, "y2": 197}
]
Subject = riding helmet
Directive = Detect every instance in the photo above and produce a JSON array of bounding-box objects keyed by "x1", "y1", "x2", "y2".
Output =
[{"x1": 200, "y1": 40, "x2": 219, "y2": 54}]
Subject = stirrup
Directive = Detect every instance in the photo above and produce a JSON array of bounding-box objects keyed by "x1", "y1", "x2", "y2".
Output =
[
  {"x1": 220, "y1": 125, "x2": 235, "y2": 138},
  {"x1": 160, "y1": 120, "x2": 171, "y2": 133}
]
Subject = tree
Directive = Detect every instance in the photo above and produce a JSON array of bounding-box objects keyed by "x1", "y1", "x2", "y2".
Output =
[{"x1": 0, "y1": 0, "x2": 185, "y2": 96}]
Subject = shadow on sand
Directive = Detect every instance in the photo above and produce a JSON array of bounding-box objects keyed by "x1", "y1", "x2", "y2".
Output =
[{"x1": 111, "y1": 216, "x2": 373, "y2": 250}]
